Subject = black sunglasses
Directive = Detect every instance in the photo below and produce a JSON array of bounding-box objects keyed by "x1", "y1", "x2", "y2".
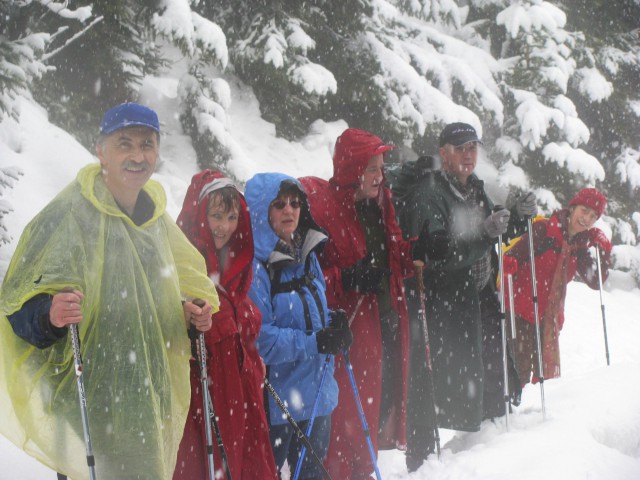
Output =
[{"x1": 271, "y1": 198, "x2": 302, "y2": 210}]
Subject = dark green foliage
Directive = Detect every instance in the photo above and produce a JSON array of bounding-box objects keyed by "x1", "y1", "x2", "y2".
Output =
[{"x1": 32, "y1": 0, "x2": 166, "y2": 149}]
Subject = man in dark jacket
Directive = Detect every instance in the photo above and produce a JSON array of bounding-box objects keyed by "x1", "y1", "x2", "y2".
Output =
[{"x1": 397, "y1": 123, "x2": 536, "y2": 471}]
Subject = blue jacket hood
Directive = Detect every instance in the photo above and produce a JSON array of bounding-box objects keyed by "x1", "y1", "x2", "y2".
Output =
[{"x1": 245, "y1": 172, "x2": 322, "y2": 263}]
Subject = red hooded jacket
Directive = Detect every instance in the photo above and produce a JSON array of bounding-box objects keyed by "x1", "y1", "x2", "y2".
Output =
[
  {"x1": 300, "y1": 128, "x2": 413, "y2": 478},
  {"x1": 505, "y1": 209, "x2": 610, "y2": 330},
  {"x1": 173, "y1": 170, "x2": 276, "y2": 480}
]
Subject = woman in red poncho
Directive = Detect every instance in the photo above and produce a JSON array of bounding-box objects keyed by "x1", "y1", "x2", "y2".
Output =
[
  {"x1": 173, "y1": 170, "x2": 277, "y2": 480},
  {"x1": 300, "y1": 128, "x2": 414, "y2": 479},
  {"x1": 505, "y1": 187, "x2": 612, "y2": 385}
]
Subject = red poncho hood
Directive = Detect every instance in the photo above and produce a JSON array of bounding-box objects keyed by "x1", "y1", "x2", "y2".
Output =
[
  {"x1": 330, "y1": 128, "x2": 394, "y2": 188},
  {"x1": 177, "y1": 170, "x2": 254, "y2": 303}
]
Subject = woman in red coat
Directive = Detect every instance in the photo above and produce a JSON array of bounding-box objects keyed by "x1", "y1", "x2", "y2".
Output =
[
  {"x1": 505, "y1": 187, "x2": 612, "y2": 385},
  {"x1": 173, "y1": 170, "x2": 277, "y2": 480},
  {"x1": 300, "y1": 128, "x2": 415, "y2": 479}
]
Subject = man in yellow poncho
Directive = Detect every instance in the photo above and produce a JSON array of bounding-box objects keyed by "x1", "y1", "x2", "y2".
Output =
[{"x1": 0, "y1": 103, "x2": 219, "y2": 479}]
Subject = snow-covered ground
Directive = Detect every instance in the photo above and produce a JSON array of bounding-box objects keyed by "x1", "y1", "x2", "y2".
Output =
[
  {"x1": 1, "y1": 87, "x2": 639, "y2": 478},
  {"x1": 2, "y1": 279, "x2": 638, "y2": 480}
]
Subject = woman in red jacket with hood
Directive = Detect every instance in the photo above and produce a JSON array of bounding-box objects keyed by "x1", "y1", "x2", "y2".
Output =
[
  {"x1": 173, "y1": 170, "x2": 277, "y2": 480},
  {"x1": 505, "y1": 187, "x2": 612, "y2": 385},
  {"x1": 300, "y1": 128, "x2": 415, "y2": 479}
]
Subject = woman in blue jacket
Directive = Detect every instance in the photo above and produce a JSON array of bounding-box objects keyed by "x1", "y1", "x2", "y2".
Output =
[{"x1": 245, "y1": 173, "x2": 351, "y2": 479}]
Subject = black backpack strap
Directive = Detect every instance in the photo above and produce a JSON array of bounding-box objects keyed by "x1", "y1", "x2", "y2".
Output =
[{"x1": 266, "y1": 256, "x2": 326, "y2": 331}]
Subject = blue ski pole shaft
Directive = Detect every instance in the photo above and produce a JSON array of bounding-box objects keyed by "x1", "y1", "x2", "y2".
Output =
[
  {"x1": 295, "y1": 299, "x2": 363, "y2": 480},
  {"x1": 292, "y1": 355, "x2": 331, "y2": 480},
  {"x1": 343, "y1": 350, "x2": 382, "y2": 480}
]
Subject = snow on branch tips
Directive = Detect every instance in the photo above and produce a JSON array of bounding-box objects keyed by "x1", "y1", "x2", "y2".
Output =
[
  {"x1": 37, "y1": 0, "x2": 92, "y2": 21},
  {"x1": 574, "y1": 67, "x2": 613, "y2": 103},
  {"x1": 262, "y1": 24, "x2": 287, "y2": 68},
  {"x1": 154, "y1": 0, "x2": 198, "y2": 56},
  {"x1": 290, "y1": 63, "x2": 337, "y2": 96},
  {"x1": 497, "y1": 1, "x2": 566, "y2": 38},
  {"x1": 615, "y1": 148, "x2": 640, "y2": 192},
  {"x1": 192, "y1": 13, "x2": 229, "y2": 68},
  {"x1": 542, "y1": 142, "x2": 605, "y2": 183},
  {"x1": 514, "y1": 89, "x2": 564, "y2": 149}
]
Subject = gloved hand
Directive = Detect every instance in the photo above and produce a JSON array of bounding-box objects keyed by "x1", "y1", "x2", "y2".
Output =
[
  {"x1": 587, "y1": 228, "x2": 612, "y2": 254},
  {"x1": 483, "y1": 208, "x2": 510, "y2": 238},
  {"x1": 329, "y1": 309, "x2": 349, "y2": 329},
  {"x1": 317, "y1": 315, "x2": 353, "y2": 355},
  {"x1": 515, "y1": 191, "x2": 538, "y2": 218},
  {"x1": 341, "y1": 255, "x2": 389, "y2": 294},
  {"x1": 411, "y1": 220, "x2": 450, "y2": 262}
]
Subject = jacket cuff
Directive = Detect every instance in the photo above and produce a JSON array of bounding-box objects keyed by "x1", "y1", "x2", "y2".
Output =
[{"x1": 306, "y1": 333, "x2": 319, "y2": 356}]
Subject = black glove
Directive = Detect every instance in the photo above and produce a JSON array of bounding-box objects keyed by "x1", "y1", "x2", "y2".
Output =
[
  {"x1": 316, "y1": 318, "x2": 353, "y2": 355},
  {"x1": 341, "y1": 255, "x2": 389, "y2": 294},
  {"x1": 329, "y1": 309, "x2": 348, "y2": 329},
  {"x1": 411, "y1": 220, "x2": 450, "y2": 262}
]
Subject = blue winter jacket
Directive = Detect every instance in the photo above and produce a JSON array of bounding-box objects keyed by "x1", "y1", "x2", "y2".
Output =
[{"x1": 245, "y1": 173, "x2": 338, "y2": 425}]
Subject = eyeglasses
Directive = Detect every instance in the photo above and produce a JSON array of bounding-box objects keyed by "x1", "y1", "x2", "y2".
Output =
[{"x1": 270, "y1": 198, "x2": 302, "y2": 210}]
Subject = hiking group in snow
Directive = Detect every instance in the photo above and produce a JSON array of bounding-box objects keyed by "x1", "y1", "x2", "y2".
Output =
[{"x1": 0, "y1": 103, "x2": 612, "y2": 480}]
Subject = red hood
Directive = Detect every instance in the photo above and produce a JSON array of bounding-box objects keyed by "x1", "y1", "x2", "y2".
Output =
[
  {"x1": 330, "y1": 128, "x2": 394, "y2": 188},
  {"x1": 177, "y1": 170, "x2": 254, "y2": 304}
]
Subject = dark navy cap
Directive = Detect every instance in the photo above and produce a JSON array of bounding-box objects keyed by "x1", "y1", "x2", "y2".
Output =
[{"x1": 439, "y1": 122, "x2": 482, "y2": 147}]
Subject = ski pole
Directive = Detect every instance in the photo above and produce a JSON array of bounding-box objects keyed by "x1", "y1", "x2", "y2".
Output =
[
  {"x1": 507, "y1": 273, "x2": 520, "y2": 381},
  {"x1": 340, "y1": 296, "x2": 382, "y2": 478},
  {"x1": 292, "y1": 355, "x2": 331, "y2": 480},
  {"x1": 413, "y1": 262, "x2": 441, "y2": 458},
  {"x1": 69, "y1": 323, "x2": 97, "y2": 480},
  {"x1": 206, "y1": 391, "x2": 233, "y2": 480},
  {"x1": 294, "y1": 301, "x2": 362, "y2": 479},
  {"x1": 340, "y1": 298, "x2": 381, "y2": 480},
  {"x1": 190, "y1": 299, "x2": 219, "y2": 480},
  {"x1": 342, "y1": 350, "x2": 382, "y2": 480},
  {"x1": 527, "y1": 217, "x2": 546, "y2": 420},
  {"x1": 595, "y1": 248, "x2": 610, "y2": 366},
  {"x1": 263, "y1": 378, "x2": 333, "y2": 480},
  {"x1": 508, "y1": 274, "x2": 516, "y2": 340},
  {"x1": 494, "y1": 205, "x2": 511, "y2": 429}
]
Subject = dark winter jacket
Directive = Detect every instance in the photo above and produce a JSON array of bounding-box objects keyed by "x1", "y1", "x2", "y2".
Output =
[
  {"x1": 245, "y1": 172, "x2": 338, "y2": 425},
  {"x1": 174, "y1": 170, "x2": 277, "y2": 479},
  {"x1": 300, "y1": 128, "x2": 414, "y2": 478},
  {"x1": 398, "y1": 168, "x2": 526, "y2": 431}
]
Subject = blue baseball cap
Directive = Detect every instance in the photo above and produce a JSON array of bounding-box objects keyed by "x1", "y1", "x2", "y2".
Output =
[{"x1": 100, "y1": 103, "x2": 160, "y2": 136}]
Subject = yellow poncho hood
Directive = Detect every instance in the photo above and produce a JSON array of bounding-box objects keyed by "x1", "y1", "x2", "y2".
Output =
[{"x1": 0, "y1": 164, "x2": 219, "y2": 479}]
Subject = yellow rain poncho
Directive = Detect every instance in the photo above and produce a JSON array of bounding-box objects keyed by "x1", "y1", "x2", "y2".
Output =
[{"x1": 0, "y1": 164, "x2": 219, "y2": 479}]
